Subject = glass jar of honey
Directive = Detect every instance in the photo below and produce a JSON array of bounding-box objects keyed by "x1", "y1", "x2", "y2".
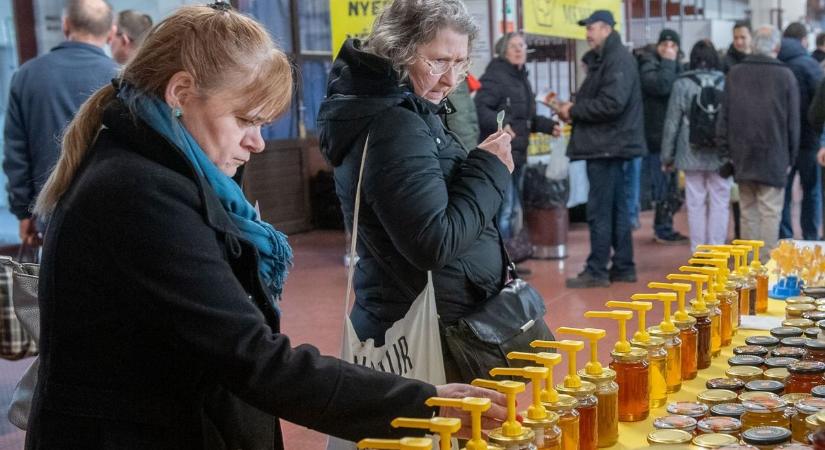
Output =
[
  {"x1": 708, "y1": 299, "x2": 723, "y2": 357},
  {"x1": 725, "y1": 278, "x2": 742, "y2": 333},
  {"x1": 728, "y1": 366, "x2": 765, "y2": 383},
  {"x1": 581, "y1": 368, "x2": 618, "y2": 448},
  {"x1": 633, "y1": 337, "x2": 668, "y2": 408},
  {"x1": 803, "y1": 311, "x2": 825, "y2": 322},
  {"x1": 712, "y1": 403, "x2": 746, "y2": 419},
  {"x1": 557, "y1": 382, "x2": 597, "y2": 450},
  {"x1": 792, "y1": 397, "x2": 825, "y2": 443},
  {"x1": 730, "y1": 355, "x2": 767, "y2": 368},
  {"x1": 708, "y1": 377, "x2": 746, "y2": 394},
  {"x1": 735, "y1": 346, "x2": 771, "y2": 358},
  {"x1": 719, "y1": 289, "x2": 735, "y2": 346},
  {"x1": 610, "y1": 348, "x2": 649, "y2": 422},
  {"x1": 806, "y1": 340, "x2": 825, "y2": 364},
  {"x1": 781, "y1": 337, "x2": 810, "y2": 349},
  {"x1": 697, "y1": 416, "x2": 743, "y2": 437},
  {"x1": 523, "y1": 410, "x2": 562, "y2": 450},
  {"x1": 742, "y1": 426, "x2": 792, "y2": 449},
  {"x1": 773, "y1": 327, "x2": 806, "y2": 340},
  {"x1": 693, "y1": 310, "x2": 714, "y2": 370},
  {"x1": 745, "y1": 380, "x2": 786, "y2": 396},
  {"x1": 788, "y1": 296, "x2": 816, "y2": 305},
  {"x1": 788, "y1": 304, "x2": 817, "y2": 319},
  {"x1": 545, "y1": 394, "x2": 579, "y2": 450},
  {"x1": 646, "y1": 429, "x2": 693, "y2": 446},
  {"x1": 773, "y1": 347, "x2": 808, "y2": 361},
  {"x1": 764, "y1": 368, "x2": 790, "y2": 383},
  {"x1": 781, "y1": 393, "x2": 812, "y2": 407},
  {"x1": 693, "y1": 433, "x2": 740, "y2": 448},
  {"x1": 650, "y1": 326, "x2": 682, "y2": 394},
  {"x1": 653, "y1": 414, "x2": 698, "y2": 433},
  {"x1": 806, "y1": 327, "x2": 821, "y2": 339},
  {"x1": 741, "y1": 397, "x2": 790, "y2": 431},
  {"x1": 767, "y1": 357, "x2": 800, "y2": 370},
  {"x1": 676, "y1": 316, "x2": 699, "y2": 380},
  {"x1": 699, "y1": 389, "x2": 740, "y2": 407},
  {"x1": 739, "y1": 391, "x2": 782, "y2": 404},
  {"x1": 747, "y1": 336, "x2": 781, "y2": 351},
  {"x1": 787, "y1": 361, "x2": 825, "y2": 394}
]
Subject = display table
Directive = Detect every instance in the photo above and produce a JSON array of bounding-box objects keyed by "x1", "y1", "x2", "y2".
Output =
[{"x1": 608, "y1": 298, "x2": 789, "y2": 449}]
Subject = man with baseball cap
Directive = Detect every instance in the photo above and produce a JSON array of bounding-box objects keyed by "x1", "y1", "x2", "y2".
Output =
[{"x1": 558, "y1": 10, "x2": 645, "y2": 288}]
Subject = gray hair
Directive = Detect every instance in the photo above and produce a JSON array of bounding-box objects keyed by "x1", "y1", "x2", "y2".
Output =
[
  {"x1": 64, "y1": 0, "x2": 114, "y2": 37},
  {"x1": 752, "y1": 24, "x2": 781, "y2": 56},
  {"x1": 363, "y1": 0, "x2": 478, "y2": 81}
]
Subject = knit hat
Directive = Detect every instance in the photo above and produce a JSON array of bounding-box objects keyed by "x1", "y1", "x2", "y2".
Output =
[{"x1": 658, "y1": 29, "x2": 680, "y2": 47}]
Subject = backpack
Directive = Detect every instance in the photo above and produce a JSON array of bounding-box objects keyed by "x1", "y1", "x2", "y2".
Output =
[{"x1": 686, "y1": 73, "x2": 724, "y2": 150}]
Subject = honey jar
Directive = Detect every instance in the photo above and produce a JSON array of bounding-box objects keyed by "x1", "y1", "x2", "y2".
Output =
[
  {"x1": 741, "y1": 426, "x2": 792, "y2": 449},
  {"x1": 766, "y1": 357, "x2": 799, "y2": 370},
  {"x1": 652, "y1": 414, "x2": 698, "y2": 433},
  {"x1": 772, "y1": 327, "x2": 805, "y2": 339},
  {"x1": 707, "y1": 377, "x2": 746, "y2": 394},
  {"x1": 647, "y1": 429, "x2": 693, "y2": 445},
  {"x1": 764, "y1": 368, "x2": 790, "y2": 383},
  {"x1": 786, "y1": 361, "x2": 825, "y2": 394},
  {"x1": 783, "y1": 318, "x2": 816, "y2": 329},
  {"x1": 699, "y1": 389, "x2": 739, "y2": 407},
  {"x1": 697, "y1": 416, "x2": 742, "y2": 437},
  {"x1": 787, "y1": 304, "x2": 817, "y2": 318},
  {"x1": 727, "y1": 366, "x2": 765, "y2": 383},
  {"x1": 667, "y1": 401, "x2": 710, "y2": 421},
  {"x1": 692, "y1": 432, "x2": 740, "y2": 448},
  {"x1": 780, "y1": 337, "x2": 809, "y2": 349},
  {"x1": 730, "y1": 355, "x2": 767, "y2": 367},
  {"x1": 745, "y1": 380, "x2": 785, "y2": 396},
  {"x1": 741, "y1": 397, "x2": 789, "y2": 431},
  {"x1": 746, "y1": 336, "x2": 780, "y2": 351},
  {"x1": 711, "y1": 403, "x2": 746, "y2": 419},
  {"x1": 734, "y1": 345, "x2": 770, "y2": 358},
  {"x1": 772, "y1": 346, "x2": 807, "y2": 360}
]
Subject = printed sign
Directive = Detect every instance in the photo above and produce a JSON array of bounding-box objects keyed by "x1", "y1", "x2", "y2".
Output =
[
  {"x1": 523, "y1": 0, "x2": 622, "y2": 40},
  {"x1": 329, "y1": 0, "x2": 392, "y2": 58}
]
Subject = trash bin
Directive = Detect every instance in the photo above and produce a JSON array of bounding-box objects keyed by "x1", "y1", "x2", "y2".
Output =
[{"x1": 523, "y1": 164, "x2": 569, "y2": 259}]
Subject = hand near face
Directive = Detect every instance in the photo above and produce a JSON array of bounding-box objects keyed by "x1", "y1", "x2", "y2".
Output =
[
  {"x1": 435, "y1": 383, "x2": 508, "y2": 438},
  {"x1": 478, "y1": 130, "x2": 514, "y2": 173}
]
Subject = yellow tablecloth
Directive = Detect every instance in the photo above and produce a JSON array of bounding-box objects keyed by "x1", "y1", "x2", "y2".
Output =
[{"x1": 610, "y1": 298, "x2": 790, "y2": 449}]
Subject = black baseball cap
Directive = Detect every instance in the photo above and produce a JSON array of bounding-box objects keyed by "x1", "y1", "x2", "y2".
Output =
[{"x1": 578, "y1": 10, "x2": 616, "y2": 27}]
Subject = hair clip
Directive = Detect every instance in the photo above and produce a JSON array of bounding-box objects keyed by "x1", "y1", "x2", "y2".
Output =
[{"x1": 208, "y1": 1, "x2": 232, "y2": 12}]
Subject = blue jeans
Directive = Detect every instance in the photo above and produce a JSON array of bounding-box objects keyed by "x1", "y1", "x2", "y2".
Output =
[
  {"x1": 644, "y1": 153, "x2": 679, "y2": 238},
  {"x1": 586, "y1": 159, "x2": 636, "y2": 279},
  {"x1": 780, "y1": 149, "x2": 822, "y2": 240},
  {"x1": 498, "y1": 164, "x2": 525, "y2": 239},
  {"x1": 624, "y1": 157, "x2": 642, "y2": 230}
]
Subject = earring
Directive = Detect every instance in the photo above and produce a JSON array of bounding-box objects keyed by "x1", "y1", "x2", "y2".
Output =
[{"x1": 174, "y1": 107, "x2": 183, "y2": 118}]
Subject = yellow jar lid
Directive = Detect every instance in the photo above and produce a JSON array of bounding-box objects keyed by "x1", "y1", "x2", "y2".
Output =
[
  {"x1": 781, "y1": 392, "x2": 811, "y2": 406},
  {"x1": 674, "y1": 316, "x2": 698, "y2": 328},
  {"x1": 698, "y1": 389, "x2": 739, "y2": 404},
  {"x1": 807, "y1": 413, "x2": 821, "y2": 430},
  {"x1": 787, "y1": 296, "x2": 815, "y2": 304},
  {"x1": 782, "y1": 318, "x2": 815, "y2": 328},
  {"x1": 544, "y1": 394, "x2": 578, "y2": 410},
  {"x1": 763, "y1": 368, "x2": 789, "y2": 382},
  {"x1": 579, "y1": 367, "x2": 617, "y2": 383},
  {"x1": 647, "y1": 429, "x2": 693, "y2": 445},
  {"x1": 738, "y1": 391, "x2": 781, "y2": 403},
  {"x1": 815, "y1": 409, "x2": 825, "y2": 425},
  {"x1": 557, "y1": 381, "x2": 596, "y2": 397},
  {"x1": 611, "y1": 348, "x2": 648, "y2": 362},
  {"x1": 726, "y1": 365, "x2": 763, "y2": 379},
  {"x1": 815, "y1": 298, "x2": 825, "y2": 307},
  {"x1": 692, "y1": 433, "x2": 740, "y2": 448},
  {"x1": 786, "y1": 304, "x2": 816, "y2": 316},
  {"x1": 649, "y1": 326, "x2": 680, "y2": 338},
  {"x1": 522, "y1": 410, "x2": 559, "y2": 428},
  {"x1": 631, "y1": 336, "x2": 666, "y2": 349}
]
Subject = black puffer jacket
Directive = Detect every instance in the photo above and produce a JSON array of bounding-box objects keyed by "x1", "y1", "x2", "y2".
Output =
[
  {"x1": 474, "y1": 58, "x2": 556, "y2": 166},
  {"x1": 778, "y1": 37, "x2": 824, "y2": 153},
  {"x1": 638, "y1": 45, "x2": 682, "y2": 153},
  {"x1": 567, "y1": 31, "x2": 646, "y2": 160},
  {"x1": 317, "y1": 40, "x2": 509, "y2": 340},
  {"x1": 721, "y1": 45, "x2": 748, "y2": 74}
]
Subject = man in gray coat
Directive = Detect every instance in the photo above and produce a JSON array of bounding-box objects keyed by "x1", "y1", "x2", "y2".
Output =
[{"x1": 717, "y1": 25, "x2": 800, "y2": 258}]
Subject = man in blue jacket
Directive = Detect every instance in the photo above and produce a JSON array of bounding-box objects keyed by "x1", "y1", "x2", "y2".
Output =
[
  {"x1": 3, "y1": 0, "x2": 118, "y2": 246},
  {"x1": 558, "y1": 10, "x2": 645, "y2": 288},
  {"x1": 778, "y1": 22, "x2": 824, "y2": 240}
]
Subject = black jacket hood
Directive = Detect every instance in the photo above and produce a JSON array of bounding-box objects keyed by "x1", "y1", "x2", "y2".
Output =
[{"x1": 317, "y1": 39, "x2": 416, "y2": 167}]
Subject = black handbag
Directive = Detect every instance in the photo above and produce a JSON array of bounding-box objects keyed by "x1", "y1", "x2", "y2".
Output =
[{"x1": 442, "y1": 229, "x2": 554, "y2": 382}]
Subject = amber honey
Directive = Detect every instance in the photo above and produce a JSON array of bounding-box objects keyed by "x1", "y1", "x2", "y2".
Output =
[
  {"x1": 719, "y1": 291, "x2": 734, "y2": 346},
  {"x1": 786, "y1": 361, "x2": 825, "y2": 394},
  {"x1": 581, "y1": 369, "x2": 618, "y2": 448},
  {"x1": 610, "y1": 349, "x2": 649, "y2": 422},
  {"x1": 523, "y1": 411, "x2": 562, "y2": 450},
  {"x1": 545, "y1": 395, "x2": 579, "y2": 450},
  {"x1": 676, "y1": 317, "x2": 698, "y2": 380},
  {"x1": 709, "y1": 300, "x2": 722, "y2": 357},
  {"x1": 651, "y1": 327, "x2": 682, "y2": 394},
  {"x1": 791, "y1": 397, "x2": 825, "y2": 443},
  {"x1": 755, "y1": 270, "x2": 769, "y2": 313},
  {"x1": 740, "y1": 397, "x2": 789, "y2": 431},
  {"x1": 693, "y1": 310, "x2": 713, "y2": 370},
  {"x1": 634, "y1": 338, "x2": 668, "y2": 408}
]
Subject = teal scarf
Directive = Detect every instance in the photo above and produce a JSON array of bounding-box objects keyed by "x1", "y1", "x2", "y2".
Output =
[{"x1": 117, "y1": 87, "x2": 292, "y2": 300}]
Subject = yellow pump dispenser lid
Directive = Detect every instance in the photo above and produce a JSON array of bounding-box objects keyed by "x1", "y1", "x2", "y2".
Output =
[
  {"x1": 470, "y1": 379, "x2": 533, "y2": 445},
  {"x1": 667, "y1": 273, "x2": 708, "y2": 312},
  {"x1": 530, "y1": 339, "x2": 585, "y2": 388},
  {"x1": 732, "y1": 239, "x2": 765, "y2": 269},
  {"x1": 632, "y1": 292, "x2": 678, "y2": 332},
  {"x1": 556, "y1": 327, "x2": 607, "y2": 375},
  {"x1": 688, "y1": 258, "x2": 728, "y2": 292},
  {"x1": 605, "y1": 300, "x2": 653, "y2": 343},
  {"x1": 357, "y1": 438, "x2": 433, "y2": 450},
  {"x1": 651, "y1": 281, "x2": 693, "y2": 322},
  {"x1": 584, "y1": 310, "x2": 634, "y2": 353},
  {"x1": 390, "y1": 418, "x2": 460, "y2": 450},
  {"x1": 730, "y1": 247, "x2": 751, "y2": 277},
  {"x1": 507, "y1": 352, "x2": 561, "y2": 403},
  {"x1": 425, "y1": 397, "x2": 492, "y2": 450},
  {"x1": 490, "y1": 366, "x2": 549, "y2": 421},
  {"x1": 680, "y1": 266, "x2": 718, "y2": 305}
]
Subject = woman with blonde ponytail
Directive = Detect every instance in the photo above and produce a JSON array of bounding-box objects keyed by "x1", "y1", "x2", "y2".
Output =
[{"x1": 28, "y1": 4, "x2": 505, "y2": 449}]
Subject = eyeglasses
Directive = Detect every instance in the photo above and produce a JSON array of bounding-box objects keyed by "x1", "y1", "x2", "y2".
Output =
[{"x1": 419, "y1": 55, "x2": 471, "y2": 78}]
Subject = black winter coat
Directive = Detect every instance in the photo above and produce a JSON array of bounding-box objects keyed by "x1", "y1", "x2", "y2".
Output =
[
  {"x1": 474, "y1": 58, "x2": 556, "y2": 166},
  {"x1": 26, "y1": 98, "x2": 437, "y2": 450},
  {"x1": 317, "y1": 40, "x2": 509, "y2": 342},
  {"x1": 638, "y1": 46, "x2": 682, "y2": 153},
  {"x1": 721, "y1": 45, "x2": 747, "y2": 74},
  {"x1": 567, "y1": 31, "x2": 646, "y2": 160},
  {"x1": 778, "y1": 38, "x2": 824, "y2": 153},
  {"x1": 717, "y1": 55, "x2": 800, "y2": 188}
]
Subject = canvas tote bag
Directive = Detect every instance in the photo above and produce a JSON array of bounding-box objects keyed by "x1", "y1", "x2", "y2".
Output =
[{"x1": 326, "y1": 134, "x2": 447, "y2": 449}]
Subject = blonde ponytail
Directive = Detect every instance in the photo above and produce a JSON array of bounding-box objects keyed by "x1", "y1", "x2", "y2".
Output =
[{"x1": 33, "y1": 83, "x2": 115, "y2": 217}]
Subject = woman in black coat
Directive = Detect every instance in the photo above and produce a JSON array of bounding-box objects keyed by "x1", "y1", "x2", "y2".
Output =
[
  {"x1": 317, "y1": 0, "x2": 514, "y2": 382},
  {"x1": 475, "y1": 32, "x2": 558, "y2": 239},
  {"x1": 26, "y1": 5, "x2": 503, "y2": 449}
]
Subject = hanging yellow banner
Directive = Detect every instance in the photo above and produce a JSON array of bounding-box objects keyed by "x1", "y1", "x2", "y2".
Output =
[
  {"x1": 523, "y1": 0, "x2": 622, "y2": 40},
  {"x1": 329, "y1": 0, "x2": 392, "y2": 58}
]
